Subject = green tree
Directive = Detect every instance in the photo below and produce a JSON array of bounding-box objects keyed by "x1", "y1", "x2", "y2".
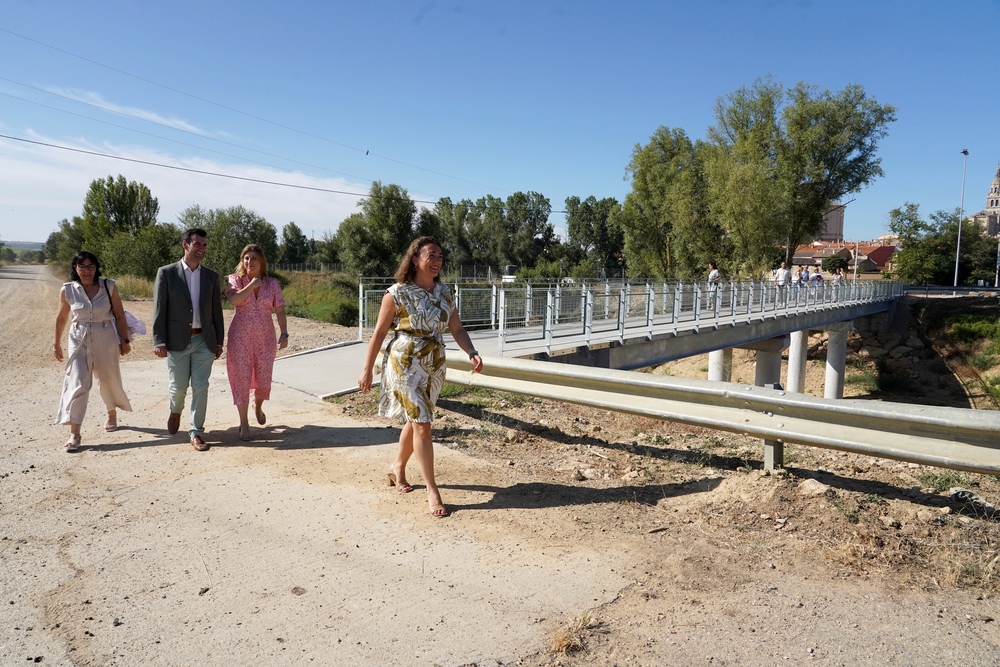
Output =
[
  {"x1": 888, "y1": 204, "x2": 994, "y2": 285},
  {"x1": 178, "y1": 204, "x2": 278, "y2": 273},
  {"x1": 46, "y1": 217, "x2": 86, "y2": 264},
  {"x1": 1, "y1": 247, "x2": 15, "y2": 263},
  {"x1": 79, "y1": 175, "x2": 160, "y2": 253},
  {"x1": 565, "y1": 195, "x2": 624, "y2": 271},
  {"x1": 821, "y1": 255, "x2": 849, "y2": 273},
  {"x1": 336, "y1": 182, "x2": 416, "y2": 276},
  {"x1": 708, "y1": 78, "x2": 896, "y2": 267},
  {"x1": 102, "y1": 223, "x2": 181, "y2": 280},
  {"x1": 613, "y1": 127, "x2": 715, "y2": 279},
  {"x1": 279, "y1": 221, "x2": 309, "y2": 264},
  {"x1": 312, "y1": 230, "x2": 340, "y2": 266},
  {"x1": 431, "y1": 198, "x2": 476, "y2": 270}
]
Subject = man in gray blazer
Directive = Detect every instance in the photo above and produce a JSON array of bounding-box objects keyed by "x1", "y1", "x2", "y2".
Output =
[{"x1": 152, "y1": 228, "x2": 225, "y2": 451}]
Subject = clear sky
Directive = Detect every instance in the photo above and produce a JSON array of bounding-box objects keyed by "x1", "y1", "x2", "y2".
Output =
[{"x1": 1, "y1": 0, "x2": 998, "y2": 245}]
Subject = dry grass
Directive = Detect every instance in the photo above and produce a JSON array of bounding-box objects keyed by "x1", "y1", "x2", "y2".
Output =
[{"x1": 550, "y1": 614, "x2": 597, "y2": 655}]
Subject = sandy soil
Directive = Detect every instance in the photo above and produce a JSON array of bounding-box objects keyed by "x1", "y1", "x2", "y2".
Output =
[{"x1": 2, "y1": 264, "x2": 998, "y2": 667}]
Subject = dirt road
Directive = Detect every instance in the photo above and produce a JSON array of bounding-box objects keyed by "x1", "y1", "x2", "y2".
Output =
[{"x1": 1, "y1": 264, "x2": 997, "y2": 666}]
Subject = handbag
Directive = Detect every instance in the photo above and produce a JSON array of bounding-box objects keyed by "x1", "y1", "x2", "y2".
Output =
[{"x1": 103, "y1": 279, "x2": 146, "y2": 341}]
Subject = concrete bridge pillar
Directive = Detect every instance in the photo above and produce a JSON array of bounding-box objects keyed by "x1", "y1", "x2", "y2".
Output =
[
  {"x1": 707, "y1": 348, "x2": 732, "y2": 382},
  {"x1": 786, "y1": 330, "x2": 809, "y2": 393},
  {"x1": 823, "y1": 321, "x2": 852, "y2": 399}
]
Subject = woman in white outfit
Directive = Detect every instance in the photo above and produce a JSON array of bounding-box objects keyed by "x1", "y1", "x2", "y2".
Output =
[{"x1": 53, "y1": 251, "x2": 133, "y2": 452}]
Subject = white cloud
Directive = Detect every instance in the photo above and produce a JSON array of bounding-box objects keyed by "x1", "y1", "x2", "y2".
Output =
[
  {"x1": 0, "y1": 133, "x2": 365, "y2": 242},
  {"x1": 45, "y1": 87, "x2": 207, "y2": 135}
]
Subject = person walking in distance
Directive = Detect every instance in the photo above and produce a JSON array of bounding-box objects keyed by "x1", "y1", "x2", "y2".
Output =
[
  {"x1": 774, "y1": 261, "x2": 792, "y2": 307},
  {"x1": 707, "y1": 261, "x2": 722, "y2": 311},
  {"x1": 152, "y1": 229, "x2": 225, "y2": 451}
]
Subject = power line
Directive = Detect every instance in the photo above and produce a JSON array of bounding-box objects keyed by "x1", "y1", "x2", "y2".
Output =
[
  {"x1": 0, "y1": 77, "x2": 378, "y2": 184},
  {"x1": 0, "y1": 25, "x2": 509, "y2": 194},
  {"x1": 0, "y1": 132, "x2": 441, "y2": 204}
]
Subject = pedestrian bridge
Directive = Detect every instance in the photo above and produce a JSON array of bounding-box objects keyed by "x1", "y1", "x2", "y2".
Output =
[
  {"x1": 359, "y1": 278, "x2": 901, "y2": 370},
  {"x1": 277, "y1": 279, "x2": 901, "y2": 398}
]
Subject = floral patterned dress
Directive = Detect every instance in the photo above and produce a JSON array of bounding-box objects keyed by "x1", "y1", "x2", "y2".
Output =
[
  {"x1": 379, "y1": 281, "x2": 453, "y2": 423},
  {"x1": 225, "y1": 275, "x2": 285, "y2": 405}
]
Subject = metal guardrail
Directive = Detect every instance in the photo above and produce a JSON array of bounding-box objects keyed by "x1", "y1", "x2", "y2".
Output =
[{"x1": 445, "y1": 354, "x2": 1000, "y2": 475}]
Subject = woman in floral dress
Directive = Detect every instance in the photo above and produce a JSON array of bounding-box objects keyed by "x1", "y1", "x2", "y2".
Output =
[
  {"x1": 358, "y1": 237, "x2": 483, "y2": 517},
  {"x1": 225, "y1": 244, "x2": 287, "y2": 441}
]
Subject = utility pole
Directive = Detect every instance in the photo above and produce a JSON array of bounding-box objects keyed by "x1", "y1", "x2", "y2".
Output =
[{"x1": 954, "y1": 149, "x2": 969, "y2": 288}]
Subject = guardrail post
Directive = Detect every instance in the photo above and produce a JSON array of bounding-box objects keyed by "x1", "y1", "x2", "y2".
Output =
[
  {"x1": 525, "y1": 284, "x2": 533, "y2": 326},
  {"x1": 762, "y1": 377, "x2": 784, "y2": 471},
  {"x1": 646, "y1": 283, "x2": 655, "y2": 339},
  {"x1": 498, "y1": 288, "x2": 507, "y2": 357},
  {"x1": 604, "y1": 282, "x2": 611, "y2": 319},
  {"x1": 491, "y1": 283, "x2": 498, "y2": 329},
  {"x1": 618, "y1": 288, "x2": 627, "y2": 344},
  {"x1": 694, "y1": 284, "x2": 702, "y2": 333},
  {"x1": 358, "y1": 278, "x2": 365, "y2": 341},
  {"x1": 555, "y1": 283, "x2": 562, "y2": 325},
  {"x1": 672, "y1": 283, "x2": 681, "y2": 335},
  {"x1": 746, "y1": 282, "x2": 754, "y2": 325},
  {"x1": 584, "y1": 287, "x2": 594, "y2": 346},
  {"x1": 545, "y1": 289, "x2": 554, "y2": 356}
]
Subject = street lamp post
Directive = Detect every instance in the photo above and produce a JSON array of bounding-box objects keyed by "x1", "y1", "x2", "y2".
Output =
[{"x1": 954, "y1": 149, "x2": 969, "y2": 288}]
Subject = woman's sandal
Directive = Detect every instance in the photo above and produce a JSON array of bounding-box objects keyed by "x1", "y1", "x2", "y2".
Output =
[
  {"x1": 239, "y1": 426, "x2": 253, "y2": 442},
  {"x1": 429, "y1": 503, "x2": 449, "y2": 518},
  {"x1": 254, "y1": 404, "x2": 266, "y2": 426},
  {"x1": 386, "y1": 472, "x2": 413, "y2": 493},
  {"x1": 64, "y1": 434, "x2": 81, "y2": 453},
  {"x1": 105, "y1": 412, "x2": 118, "y2": 432}
]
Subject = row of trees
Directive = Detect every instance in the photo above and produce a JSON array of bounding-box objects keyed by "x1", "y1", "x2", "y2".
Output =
[
  {"x1": 50, "y1": 77, "x2": 970, "y2": 286},
  {"x1": 44, "y1": 176, "x2": 317, "y2": 280}
]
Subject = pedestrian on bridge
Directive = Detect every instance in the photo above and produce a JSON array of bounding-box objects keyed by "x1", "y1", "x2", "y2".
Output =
[
  {"x1": 774, "y1": 261, "x2": 792, "y2": 306},
  {"x1": 358, "y1": 236, "x2": 484, "y2": 518},
  {"x1": 707, "y1": 261, "x2": 722, "y2": 311}
]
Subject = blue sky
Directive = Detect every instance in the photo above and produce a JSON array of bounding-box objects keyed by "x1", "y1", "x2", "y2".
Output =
[{"x1": 1, "y1": 0, "x2": 998, "y2": 245}]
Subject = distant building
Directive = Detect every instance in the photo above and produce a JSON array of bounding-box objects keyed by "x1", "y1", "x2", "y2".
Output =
[
  {"x1": 968, "y1": 165, "x2": 1000, "y2": 236},
  {"x1": 815, "y1": 203, "x2": 846, "y2": 242},
  {"x1": 791, "y1": 239, "x2": 896, "y2": 274}
]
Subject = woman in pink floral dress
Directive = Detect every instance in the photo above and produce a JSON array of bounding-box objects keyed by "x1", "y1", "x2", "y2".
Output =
[{"x1": 225, "y1": 244, "x2": 287, "y2": 440}]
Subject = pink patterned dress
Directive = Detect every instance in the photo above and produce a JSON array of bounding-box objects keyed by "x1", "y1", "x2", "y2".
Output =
[{"x1": 226, "y1": 275, "x2": 285, "y2": 405}]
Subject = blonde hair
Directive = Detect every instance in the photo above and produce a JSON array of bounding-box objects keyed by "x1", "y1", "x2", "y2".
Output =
[{"x1": 234, "y1": 244, "x2": 269, "y2": 278}]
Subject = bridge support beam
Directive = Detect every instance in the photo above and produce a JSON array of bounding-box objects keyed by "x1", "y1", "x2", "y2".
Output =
[
  {"x1": 823, "y1": 321, "x2": 852, "y2": 400},
  {"x1": 707, "y1": 348, "x2": 732, "y2": 382},
  {"x1": 786, "y1": 330, "x2": 809, "y2": 393}
]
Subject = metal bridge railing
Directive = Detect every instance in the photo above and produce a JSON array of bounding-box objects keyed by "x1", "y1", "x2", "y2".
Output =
[{"x1": 358, "y1": 278, "x2": 903, "y2": 354}]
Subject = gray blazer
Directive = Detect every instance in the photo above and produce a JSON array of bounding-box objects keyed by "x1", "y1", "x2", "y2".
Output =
[{"x1": 152, "y1": 261, "x2": 225, "y2": 352}]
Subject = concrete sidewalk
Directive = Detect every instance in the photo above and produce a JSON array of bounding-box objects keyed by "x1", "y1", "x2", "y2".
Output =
[{"x1": 272, "y1": 329, "x2": 502, "y2": 398}]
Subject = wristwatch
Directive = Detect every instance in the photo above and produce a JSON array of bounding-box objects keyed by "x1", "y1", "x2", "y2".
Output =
[{"x1": 122, "y1": 339, "x2": 130, "y2": 344}]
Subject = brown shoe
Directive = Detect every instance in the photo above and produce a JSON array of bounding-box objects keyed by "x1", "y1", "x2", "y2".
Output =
[
  {"x1": 190, "y1": 434, "x2": 209, "y2": 451},
  {"x1": 167, "y1": 412, "x2": 181, "y2": 435}
]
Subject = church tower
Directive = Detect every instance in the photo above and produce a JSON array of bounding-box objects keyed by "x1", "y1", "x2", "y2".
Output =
[{"x1": 970, "y1": 165, "x2": 1000, "y2": 236}]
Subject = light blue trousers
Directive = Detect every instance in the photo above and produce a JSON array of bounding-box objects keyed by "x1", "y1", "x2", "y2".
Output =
[{"x1": 167, "y1": 334, "x2": 216, "y2": 437}]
